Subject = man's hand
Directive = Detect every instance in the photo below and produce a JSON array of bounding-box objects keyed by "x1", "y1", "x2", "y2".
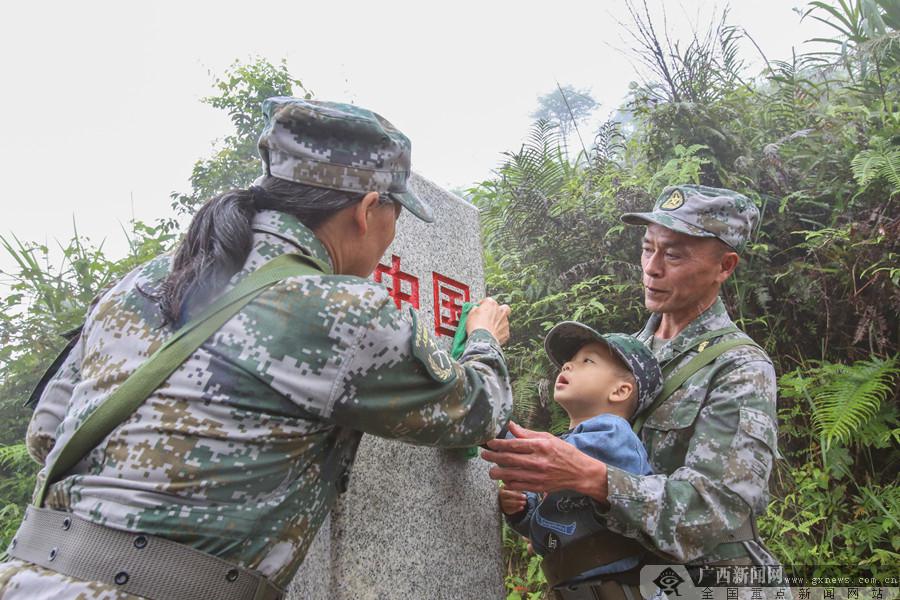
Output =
[
  {"x1": 498, "y1": 486, "x2": 527, "y2": 516},
  {"x1": 466, "y1": 297, "x2": 511, "y2": 345},
  {"x1": 481, "y1": 422, "x2": 610, "y2": 505}
]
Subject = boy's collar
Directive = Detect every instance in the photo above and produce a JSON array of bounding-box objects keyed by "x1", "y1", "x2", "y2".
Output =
[{"x1": 567, "y1": 412, "x2": 631, "y2": 434}]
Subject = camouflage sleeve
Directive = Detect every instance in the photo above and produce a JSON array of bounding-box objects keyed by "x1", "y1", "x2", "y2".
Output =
[
  {"x1": 327, "y1": 300, "x2": 512, "y2": 446},
  {"x1": 505, "y1": 491, "x2": 539, "y2": 539},
  {"x1": 601, "y1": 357, "x2": 778, "y2": 562},
  {"x1": 26, "y1": 338, "x2": 84, "y2": 465},
  {"x1": 25, "y1": 284, "x2": 112, "y2": 465}
]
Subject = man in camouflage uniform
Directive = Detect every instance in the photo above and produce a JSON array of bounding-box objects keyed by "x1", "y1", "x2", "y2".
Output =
[
  {"x1": 484, "y1": 185, "x2": 779, "y2": 589},
  {"x1": 0, "y1": 98, "x2": 513, "y2": 599}
]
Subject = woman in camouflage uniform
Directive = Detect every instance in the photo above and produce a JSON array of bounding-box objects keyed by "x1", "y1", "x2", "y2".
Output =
[{"x1": 0, "y1": 98, "x2": 513, "y2": 599}]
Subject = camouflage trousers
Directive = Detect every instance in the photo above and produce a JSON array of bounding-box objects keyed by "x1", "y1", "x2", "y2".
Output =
[{"x1": 0, "y1": 559, "x2": 140, "y2": 600}]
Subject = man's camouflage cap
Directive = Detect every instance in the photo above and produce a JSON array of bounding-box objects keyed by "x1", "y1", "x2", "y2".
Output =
[
  {"x1": 621, "y1": 184, "x2": 758, "y2": 252},
  {"x1": 257, "y1": 96, "x2": 434, "y2": 222},
  {"x1": 544, "y1": 323, "x2": 662, "y2": 417}
]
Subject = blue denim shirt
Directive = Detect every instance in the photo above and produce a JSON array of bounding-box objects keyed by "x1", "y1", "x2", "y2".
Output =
[{"x1": 506, "y1": 413, "x2": 653, "y2": 584}]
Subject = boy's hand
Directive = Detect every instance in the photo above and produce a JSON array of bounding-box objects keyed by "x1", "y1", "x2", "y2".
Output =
[{"x1": 498, "y1": 486, "x2": 527, "y2": 515}]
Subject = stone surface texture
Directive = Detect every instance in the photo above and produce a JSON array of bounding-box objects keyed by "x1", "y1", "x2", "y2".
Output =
[{"x1": 287, "y1": 173, "x2": 504, "y2": 600}]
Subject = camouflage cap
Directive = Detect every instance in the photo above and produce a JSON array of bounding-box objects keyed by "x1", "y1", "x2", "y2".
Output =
[
  {"x1": 258, "y1": 97, "x2": 434, "y2": 223},
  {"x1": 621, "y1": 184, "x2": 758, "y2": 252},
  {"x1": 544, "y1": 323, "x2": 662, "y2": 417}
]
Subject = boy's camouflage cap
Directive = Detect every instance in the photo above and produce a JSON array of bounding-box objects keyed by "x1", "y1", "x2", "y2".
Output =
[
  {"x1": 621, "y1": 184, "x2": 759, "y2": 252},
  {"x1": 544, "y1": 323, "x2": 662, "y2": 417},
  {"x1": 257, "y1": 97, "x2": 434, "y2": 223}
]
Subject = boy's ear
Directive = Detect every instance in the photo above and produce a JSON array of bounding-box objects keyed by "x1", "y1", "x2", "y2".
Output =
[{"x1": 608, "y1": 380, "x2": 634, "y2": 405}]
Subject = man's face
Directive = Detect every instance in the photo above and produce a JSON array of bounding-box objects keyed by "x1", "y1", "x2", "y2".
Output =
[
  {"x1": 554, "y1": 342, "x2": 628, "y2": 416},
  {"x1": 640, "y1": 224, "x2": 735, "y2": 317}
]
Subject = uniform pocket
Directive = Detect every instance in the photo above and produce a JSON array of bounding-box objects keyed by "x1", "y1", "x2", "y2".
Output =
[
  {"x1": 738, "y1": 406, "x2": 780, "y2": 459},
  {"x1": 724, "y1": 407, "x2": 779, "y2": 507},
  {"x1": 641, "y1": 393, "x2": 705, "y2": 473},
  {"x1": 643, "y1": 391, "x2": 704, "y2": 432}
]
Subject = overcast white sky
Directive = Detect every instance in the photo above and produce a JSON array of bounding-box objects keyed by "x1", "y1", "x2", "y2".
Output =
[{"x1": 0, "y1": 1, "x2": 831, "y2": 271}]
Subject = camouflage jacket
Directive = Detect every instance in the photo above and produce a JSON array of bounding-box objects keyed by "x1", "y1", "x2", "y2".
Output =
[
  {"x1": 2, "y1": 209, "x2": 512, "y2": 597},
  {"x1": 600, "y1": 298, "x2": 779, "y2": 565}
]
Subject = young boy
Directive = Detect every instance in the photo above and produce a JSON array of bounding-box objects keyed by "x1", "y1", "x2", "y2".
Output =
[{"x1": 499, "y1": 321, "x2": 662, "y2": 588}]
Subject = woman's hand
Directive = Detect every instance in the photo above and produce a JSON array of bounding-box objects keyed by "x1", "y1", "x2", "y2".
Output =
[
  {"x1": 465, "y1": 297, "x2": 511, "y2": 345},
  {"x1": 481, "y1": 422, "x2": 610, "y2": 505}
]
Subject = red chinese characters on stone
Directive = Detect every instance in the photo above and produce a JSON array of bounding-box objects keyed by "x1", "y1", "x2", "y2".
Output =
[
  {"x1": 373, "y1": 255, "x2": 419, "y2": 310},
  {"x1": 372, "y1": 255, "x2": 472, "y2": 337},
  {"x1": 433, "y1": 272, "x2": 471, "y2": 337}
]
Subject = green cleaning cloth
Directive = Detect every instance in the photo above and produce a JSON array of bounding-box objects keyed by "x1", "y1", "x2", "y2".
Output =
[
  {"x1": 450, "y1": 302, "x2": 479, "y2": 460},
  {"x1": 450, "y1": 302, "x2": 477, "y2": 360}
]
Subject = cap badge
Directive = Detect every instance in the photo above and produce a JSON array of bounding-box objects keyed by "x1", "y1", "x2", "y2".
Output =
[{"x1": 660, "y1": 189, "x2": 684, "y2": 210}]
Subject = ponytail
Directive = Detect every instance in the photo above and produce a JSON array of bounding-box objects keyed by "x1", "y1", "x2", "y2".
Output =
[
  {"x1": 157, "y1": 189, "x2": 255, "y2": 325},
  {"x1": 150, "y1": 177, "x2": 363, "y2": 326}
]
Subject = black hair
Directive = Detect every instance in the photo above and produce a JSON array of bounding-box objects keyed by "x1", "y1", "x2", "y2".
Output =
[{"x1": 150, "y1": 176, "x2": 365, "y2": 326}]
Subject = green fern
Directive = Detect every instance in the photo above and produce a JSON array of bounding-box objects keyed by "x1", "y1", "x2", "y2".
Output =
[
  {"x1": 591, "y1": 120, "x2": 626, "y2": 166},
  {"x1": 783, "y1": 356, "x2": 899, "y2": 447},
  {"x1": 851, "y1": 141, "x2": 900, "y2": 193},
  {"x1": 0, "y1": 443, "x2": 30, "y2": 470}
]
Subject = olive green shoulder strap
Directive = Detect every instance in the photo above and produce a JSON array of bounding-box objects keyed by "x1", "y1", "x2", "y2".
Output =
[
  {"x1": 34, "y1": 253, "x2": 327, "y2": 507},
  {"x1": 632, "y1": 336, "x2": 761, "y2": 434}
]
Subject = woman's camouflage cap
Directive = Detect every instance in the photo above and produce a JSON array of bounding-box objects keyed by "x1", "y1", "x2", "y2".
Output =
[
  {"x1": 257, "y1": 96, "x2": 434, "y2": 222},
  {"x1": 621, "y1": 184, "x2": 759, "y2": 252},
  {"x1": 544, "y1": 323, "x2": 663, "y2": 417}
]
